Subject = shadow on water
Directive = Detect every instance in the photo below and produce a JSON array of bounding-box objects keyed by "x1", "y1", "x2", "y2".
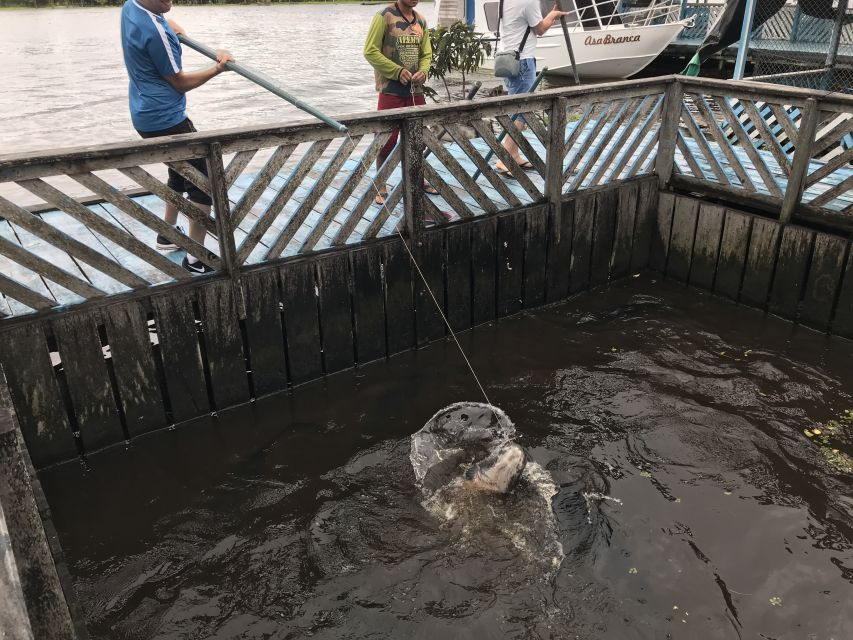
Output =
[{"x1": 40, "y1": 275, "x2": 853, "y2": 639}]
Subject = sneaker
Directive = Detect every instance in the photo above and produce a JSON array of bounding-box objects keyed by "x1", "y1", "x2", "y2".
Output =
[
  {"x1": 156, "y1": 225, "x2": 186, "y2": 251},
  {"x1": 182, "y1": 256, "x2": 214, "y2": 274}
]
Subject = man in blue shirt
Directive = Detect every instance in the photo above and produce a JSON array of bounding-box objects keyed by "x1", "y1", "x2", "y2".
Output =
[{"x1": 121, "y1": 0, "x2": 233, "y2": 273}]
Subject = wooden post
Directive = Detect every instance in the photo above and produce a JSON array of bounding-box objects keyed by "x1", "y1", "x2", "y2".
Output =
[
  {"x1": 655, "y1": 80, "x2": 684, "y2": 189},
  {"x1": 0, "y1": 384, "x2": 78, "y2": 639},
  {"x1": 780, "y1": 98, "x2": 819, "y2": 224},
  {"x1": 400, "y1": 118, "x2": 426, "y2": 245},
  {"x1": 546, "y1": 97, "x2": 569, "y2": 243},
  {"x1": 208, "y1": 142, "x2": 246, "y2": 318},
  {"x1": 0, "y1": 497, "x2": 34, "y2": 639}
]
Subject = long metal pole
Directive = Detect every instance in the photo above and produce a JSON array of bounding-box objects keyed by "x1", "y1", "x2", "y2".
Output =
[
  {"x1": 558, "y1": 16, "x2": 581, "y2": 84},
  {"x1": 178, "y1": 34, "x2": 348, "y2": 133},
  {"x1": 732, "y1": 0, "x2": 758, "y2": 80},
  {"x1": 472, "y1": 67, "x2": 548, "y2": 181}
]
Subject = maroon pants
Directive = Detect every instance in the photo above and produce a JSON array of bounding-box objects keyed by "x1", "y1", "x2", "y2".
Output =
[{"x1": 377, "y1": 92, "x2": 426, "y2": 168}]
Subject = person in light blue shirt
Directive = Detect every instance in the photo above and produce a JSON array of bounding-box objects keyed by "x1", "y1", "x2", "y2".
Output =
[{"x1": 121, "y1": 0, "x2": 233, "y2": 273}]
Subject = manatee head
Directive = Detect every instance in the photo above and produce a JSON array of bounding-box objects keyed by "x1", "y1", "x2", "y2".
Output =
[{"x1": 464, "y1": 442, "x2": 528, "y2": 494}]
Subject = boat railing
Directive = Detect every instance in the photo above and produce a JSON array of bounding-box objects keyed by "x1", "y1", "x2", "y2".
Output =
[{"x1": 0, "y1": 76, "x2": 850, "y2": 323}]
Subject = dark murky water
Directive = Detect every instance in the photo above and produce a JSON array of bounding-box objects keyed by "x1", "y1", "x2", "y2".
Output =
[{"x1": 40, "y1": 277, "x2": 853, "y2": 639}]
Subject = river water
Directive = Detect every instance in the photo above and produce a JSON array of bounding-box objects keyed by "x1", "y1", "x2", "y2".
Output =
[
  {"x1": 0, "y1": 2, "x2": 490, "y2": 156},
  {"x1": 40, "y1": 277, "x2": 853, "y2": 639}
]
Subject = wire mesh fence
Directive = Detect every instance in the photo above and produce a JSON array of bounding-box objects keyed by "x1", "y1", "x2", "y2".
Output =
[{"x1": 748, "y1": 0, "x2": 853, "y2": 92}]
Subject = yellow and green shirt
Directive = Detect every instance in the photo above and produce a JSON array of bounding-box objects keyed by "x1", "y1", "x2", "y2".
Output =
[{"x1": 363, "y1": 4, "x2": 432, "y2": 97}]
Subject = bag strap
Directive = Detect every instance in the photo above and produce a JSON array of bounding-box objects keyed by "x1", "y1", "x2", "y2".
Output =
[
  {"x1": 518, "y1": 25, "x2": 532, "y2": 53},
  {"x1": 498, "y1": 0, "x2": 532, "y2": 53}
]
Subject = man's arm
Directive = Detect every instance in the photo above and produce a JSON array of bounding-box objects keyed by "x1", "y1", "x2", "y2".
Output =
[
  {"x1": 412, "y1": 23, "x2": 433, "y2": 85},
  {"x1": 364, "y1": 14, "x2": 403, "y2": 80},
  {"x1": 160, "y1": 20, "x2": 234, "y2": 94},
  {"x1": 532, "y1": 5, "x2": 571, "y2": 36}
]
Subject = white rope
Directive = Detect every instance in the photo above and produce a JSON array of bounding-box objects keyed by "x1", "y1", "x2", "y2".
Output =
[{"x1": 338, "y1": 75, "x2": 502, "y2": 424}]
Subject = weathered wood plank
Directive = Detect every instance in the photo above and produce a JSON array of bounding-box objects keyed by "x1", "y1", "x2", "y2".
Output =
[
  {"x1": 0, "y1": 325, "x2": 76, "y2": 466},
  {"x1": 523, "y1": 206, "x2": 548, "y2": 308},
  {"x1": 800, "y1": 234, "x2": 847, "y2": 331},
  {"x1": 666, "y1": 196, "x2": 700, "y2": 282},
  {"x1": 266, "y1": 136, "x2": 361, "y2": 259},
  {"x1": 497, "y1": 212, "x2": 525, "y2": 317},
  {"x1": 333, "y1": 144, "x2": 402, "y2": 246},
  {"x1": 423, "y1": 127, "x2": 496, "y2": 215},
  {"x1": 151, "y1": 290, "x2": 210, "y2": 423},
  {"x1": 714, "y1": 210, "x2": 752, "y2": 300},
  {"x1": 446, "y1": 224, "x2": 473, "y2": 333},
  {"x1": 350, "y1": 245, "x2": 386, "y2": 364},
  {"x1": 102, "y1": 300, "x2": 167, "y2": 437},
  {"x1": 423, "y1": 162, "x2": 472, "y2": 220},
  {"x1": 470, "y1": 119, "x2": 541, "y2": 202},
  {"x1": 610, "y1": 181, "x2": 638, "y2": 279},
  {"x1": 472, "y1": 216, "x2": 498, "y2": 326},
  {"x1": 241, "y1": 269, "x2": 288, "y2": 397},
  {"x1": 649, "y1": 191, "x2": 674, "y2": 272},
  {"x1": 0, "y1": 273, "x2": 54, "y2": 313},
  {"x1": 0, "y1": 195, "x2": 148, "y2": 290},
  {"x1": 239, "y1": 139, "x2": 331, "y2": 262},
  {"x1": 301, "y1": 133, "x2": 389, "y2": 253},
  {"x1": 414, "y1": 230, "x2": 445, "y2": 345},
  {"x1": 831, "y1": 250, "x2": 853, "y2": 339},
  {"x1": 379, "y1": 240, "x2": 415, "y2": 357},
  {"x1": 198, "y1": 280, "x2": 250, "y2": 408},
  {"x1": 120, "y1": 166, "x2": 217, "y2": 234},
  {"x1": 570, "y1": 193, "x2": 595, "y2": 294},
  {"x1": 317, "y1": 253, "x2": 355, "y2": 374},
  {"x1": 768, "y1": 226, "x2": 813, "y2": 320},
  {"x1": 630, "y1": 179, "x2": 658, "y2": 271},
  {"x1": 73, "y1": 173, "x2": 220, "y2": 268},
  {"x1": 52, "y1": 311, "x2": 124, "y2": 452},
  {"x1": 590, "y1": 188, "x2": 617, "y2": 286},
  {"x1": 546, "y1": 200, "x2": 574, "y2": 303},
  {"x1": 689, "y1": 203, "x2": 726, "y2": 290},
  {"x1": 740, "y1": 217, "x2": 781, "y2": 308},
  {"x1": 444, "y1": 123, "x2": 522, "y2": 210},
  {"x1": 280, "y1": 260, "x2": 322, "y2": 384}
]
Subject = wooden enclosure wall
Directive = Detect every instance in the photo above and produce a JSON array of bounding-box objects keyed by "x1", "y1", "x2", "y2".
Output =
[
  {"x1": 651, "y1": 191, "x2": 853, "y2": 337},
  {"x1": 0, "y1": 178, "x2": 658, "y2": 469}
]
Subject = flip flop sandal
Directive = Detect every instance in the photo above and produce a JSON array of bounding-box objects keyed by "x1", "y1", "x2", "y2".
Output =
[
  {"x1": 496, "y1": 166, "x2": 515, "y2": 179},
  {"x1": 518, "y1": 161, "x2": 535, "y2": 171}
]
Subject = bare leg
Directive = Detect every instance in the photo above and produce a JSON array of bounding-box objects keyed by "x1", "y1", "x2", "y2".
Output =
[
  {"x1": 185, "y1": 204, "x2": 211, "y2": 263},
  {"x1": 163, "y1": 202, "x2": 179, "y2": 226},
  {"x1": 496, "y1": 120, "x2": 527, "y2": 171}
]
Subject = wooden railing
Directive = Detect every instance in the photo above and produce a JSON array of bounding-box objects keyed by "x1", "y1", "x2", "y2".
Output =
[
  {"x1": 0, "y1": 77, "x2": 669, "y2": 321},
  {"x1": 0, "y1": 75, "x2": 850, "y2": 322}
]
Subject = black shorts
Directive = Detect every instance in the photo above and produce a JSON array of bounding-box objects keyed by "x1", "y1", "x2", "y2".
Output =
[{"x1": 137, "y1": 118, "x2": 212, "y2": 206}]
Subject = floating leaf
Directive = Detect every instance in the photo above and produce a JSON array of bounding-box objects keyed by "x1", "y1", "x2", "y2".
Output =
[
  {"x1": 628, "y1": 567, "x2": 638, "y2": 574},
  {"x1": 639, "y1": 471, "x2": 652, "y2": 478},
  {"x1": 804, "y1": 429, "x2": 814, "y2": 437},
  {"x1": 611, "y1": 347, "x2": 619, "y2": 352},
  {"x1": 724, "y1": 491, "x2": 732, "y2": 496},
  {"x1": 769, "y1": 596, "x2": 782, "y2": 607},
  {"x1": 812, "y1": 428, "x2": 822, "y2": 436}
]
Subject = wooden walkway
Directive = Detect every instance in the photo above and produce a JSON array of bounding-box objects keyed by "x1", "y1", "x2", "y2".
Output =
[{"x1": 0, "y1": 76, "x2": 851, "y2": 321}]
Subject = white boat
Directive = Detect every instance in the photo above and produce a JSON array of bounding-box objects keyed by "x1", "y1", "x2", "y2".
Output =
[{"x1": 434, "y1": 0, "x2": 694, "y2": 79}]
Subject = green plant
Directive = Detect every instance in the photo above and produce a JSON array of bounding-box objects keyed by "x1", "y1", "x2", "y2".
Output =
[{"x1": 428, "y1": 21, "x2": 492, "y2": 101}]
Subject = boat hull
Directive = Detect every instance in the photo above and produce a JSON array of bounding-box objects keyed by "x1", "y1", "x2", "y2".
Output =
[{"x1": 480, "y1": 22, "x2": 688, "y2": 80}]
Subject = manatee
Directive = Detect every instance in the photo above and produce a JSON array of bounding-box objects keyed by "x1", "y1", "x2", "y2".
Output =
[{"x1": 464, "y1": 442, "x2": 528, "y2": 494}]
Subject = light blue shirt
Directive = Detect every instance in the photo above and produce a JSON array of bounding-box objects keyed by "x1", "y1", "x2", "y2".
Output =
[{"x1": 120, "y1": 0, "x2": 186, "y2": 132}]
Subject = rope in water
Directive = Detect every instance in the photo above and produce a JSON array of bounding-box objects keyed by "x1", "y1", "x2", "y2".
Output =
[{"x1": 339, "y1": 79, "x2": 500, "y2": 422}]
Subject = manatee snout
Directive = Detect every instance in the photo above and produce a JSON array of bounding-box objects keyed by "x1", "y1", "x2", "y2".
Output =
[{"x1": 465, "y1": 442, "x2": 527, "y2": 494}]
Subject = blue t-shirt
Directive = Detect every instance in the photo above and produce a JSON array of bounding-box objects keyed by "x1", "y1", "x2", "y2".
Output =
[{"x1": 121, "y1": 0, "x2": 186, "y2": 133}]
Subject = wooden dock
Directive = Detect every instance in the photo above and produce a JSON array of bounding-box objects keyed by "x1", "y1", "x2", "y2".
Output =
[{"x1": 1, "y1": 75, "x2": 852, "y2": 638}]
